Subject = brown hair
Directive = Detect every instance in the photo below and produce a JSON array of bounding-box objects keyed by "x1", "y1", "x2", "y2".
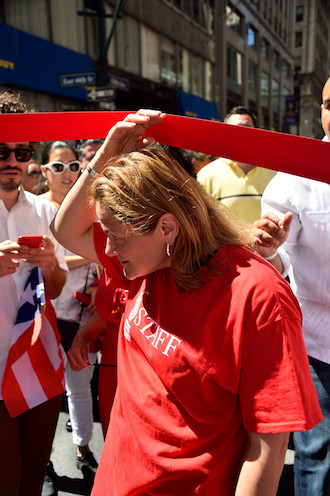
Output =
[{"x1": 92, "y1": 149, "x2": 254, "y2": 290}]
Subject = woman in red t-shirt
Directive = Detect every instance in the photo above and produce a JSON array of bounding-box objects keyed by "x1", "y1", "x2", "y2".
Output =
[{"x1": 52, "y1": 110, "x2": 322, "y2": 496}]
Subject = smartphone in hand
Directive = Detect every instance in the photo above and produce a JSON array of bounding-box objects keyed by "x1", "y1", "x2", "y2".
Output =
[{"x1": 17, "y1": 235, "x2": 43, "y2": 248}]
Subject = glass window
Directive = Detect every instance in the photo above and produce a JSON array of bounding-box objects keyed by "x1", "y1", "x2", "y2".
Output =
[
  {"x1": 178, "y1": 47, "x2": 190, "y2": 92},
  {"x1": 261, "y1": 71, "x2": 269, "y2": 109},
  {"x1": 226, "y1": 4, "x2": 242, "y2": 36},
  {"x1": 141, "y1": 26, "x2": 160, "y2": 83},
  {"x1": 205, "y1": 60, "x2": 214, "y2": 101},
  {"x1": 295, "y1": 31, "x2": 303, "y2": 47},
  {"x1": 282, "y1": 60, "x2": 290, "y2": 78},
  {"x1": 5, "y1": 0, "x2": 50, "y2": 40},
  {"x1": 160, "y1": 37, "x2": 177, "y2": 87},
  {"x1": 261, "y1": 39, "x2": 269, "y2": 59},
  {"x1": 272, "y1": 79, "x2": 279, "y2": 128},
  {"x1": 247, "y1": 26, "x2": 257, "y2": 48},
  {"x1": 273, "y1": 50, "x2": 279, "y2": 68},
  {"x1": 296, "y1": 5, "x2": 304, "y2": 22},
  {"x1": 191, "y1": 54, "x2": 204, "y2": 98},
  {"x1": 201, "y1": 0, "x2": 214, "y2": 33},
  {"x1": 116, "y1": 15, "x2": 140, "y2": 75},
  {"x1": 295, "y1": 56, "x2": 302, "y2": 72},
  {"x1": 183, "y1": 0, "x2": 192, "y2": 16},
  {"x1": 227, "y1": 44, "x2": 243, "y2": 95},
  {"x1": 192, "y1": 0, "x2": 199, "y2": 22},
  {"x1": 248, "y1": 60, "x2": 257, "y2": 103}
]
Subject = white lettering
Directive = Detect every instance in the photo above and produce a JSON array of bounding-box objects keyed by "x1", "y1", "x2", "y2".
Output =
[
  {"x1": 152, "y1": 328, "x2": 170, "y2": 350},
  {"x1": 163, "y1": 336, "x2": 182, "y2": 356}
]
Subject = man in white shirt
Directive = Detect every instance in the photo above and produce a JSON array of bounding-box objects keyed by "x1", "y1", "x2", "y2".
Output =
[
  {"x1": 0, "y1": 91, "x2": 67, "y2": 496},
  {"x1": 253, "y1": 77, "x2": 330, "y2": 495}
]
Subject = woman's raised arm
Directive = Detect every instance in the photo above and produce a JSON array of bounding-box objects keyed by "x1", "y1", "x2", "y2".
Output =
[{"x1": 51, "y1": 110, "x2": 166, "y2": 262}]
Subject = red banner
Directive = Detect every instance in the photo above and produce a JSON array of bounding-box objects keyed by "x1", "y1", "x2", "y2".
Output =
[{"x1": 0, "y1": 111, "x2": 329, "y2": 183}]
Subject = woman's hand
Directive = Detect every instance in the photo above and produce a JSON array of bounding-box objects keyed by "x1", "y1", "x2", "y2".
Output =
[
  {"x1": 67, "y1": 332, "x2": 90, "y2": 370},
  {"x1": 90, "y1": 109, "x2": 166, "y2": 173}
]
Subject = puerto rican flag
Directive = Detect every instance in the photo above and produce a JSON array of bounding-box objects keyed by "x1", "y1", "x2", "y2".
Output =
[{"x1": 2, "y1": 267, "x2": 65, "y2": 417}]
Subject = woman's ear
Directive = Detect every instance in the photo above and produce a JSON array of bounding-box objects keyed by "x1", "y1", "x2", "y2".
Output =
[
  {"x1": 158, "y1": 213, "x2": 179, "y2": 245},
  {"x1": 40, "y1": 165, "x2": 48, "y2": 179}
]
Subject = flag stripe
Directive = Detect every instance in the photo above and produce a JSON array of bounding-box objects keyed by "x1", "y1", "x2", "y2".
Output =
[
  {"x1": 2, "y1": 268, "x2": 65, "y2": 417},
  {"x1": 11, "y1": 352, "x2": 48, "y2": 410}
]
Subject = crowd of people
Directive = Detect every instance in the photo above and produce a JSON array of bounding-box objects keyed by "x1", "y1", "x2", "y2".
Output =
[{"x1": 0, "y1": 76, "x2": 329, "y2": 496}]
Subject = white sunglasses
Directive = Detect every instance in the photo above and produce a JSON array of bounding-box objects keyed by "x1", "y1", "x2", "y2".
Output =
[{"x1": 44, "y1": 160, "x2": 81, "y2": 174}]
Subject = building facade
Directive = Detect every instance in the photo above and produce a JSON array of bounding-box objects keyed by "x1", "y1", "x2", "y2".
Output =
[
  {"x1": 294, "y1": 0, "x2": 330, "y2": 138},
  {"x1": 0, "y1": 0, "x2": 298, "y2": 131}
]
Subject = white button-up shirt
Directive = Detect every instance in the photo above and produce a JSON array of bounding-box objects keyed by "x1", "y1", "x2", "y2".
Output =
[
  {"x1": 261, "y1": 138, "x2": 330, "y2": 363},
  {"x1": 0, "y1": 188, "x2": 67, "y2": 396}
]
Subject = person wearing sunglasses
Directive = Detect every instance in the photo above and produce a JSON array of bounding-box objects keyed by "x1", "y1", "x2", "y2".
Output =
[
  {"x1": 40, "y1": 141, "x2": 99, "y2": 491},
  {"x1": 40, "y1": 141, "x2": 81, "y2": 208},
  {"x1": 0, "y1": 91, "x2": 67, "y2": 496},
  {"x1": 22, "y1": 160, "x2": 43, "y2": 194}
]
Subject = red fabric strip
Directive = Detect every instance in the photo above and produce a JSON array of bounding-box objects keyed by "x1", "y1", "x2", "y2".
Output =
[{"x1": 0, "y1": 112, "x2": 329, "y2": 183}]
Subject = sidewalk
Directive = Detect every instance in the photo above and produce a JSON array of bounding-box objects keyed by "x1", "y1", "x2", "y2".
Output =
[{"x1": 51, "y1": 402, "x2": 104, "y2": 496}]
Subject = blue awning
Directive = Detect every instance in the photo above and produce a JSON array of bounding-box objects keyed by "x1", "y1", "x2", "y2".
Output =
[
  {"x1": 178, "y1": 90, "x2": 220, "y2": 120},
  {"x1": 0, "y1": 23, "x2": 95, "y2": 101}
]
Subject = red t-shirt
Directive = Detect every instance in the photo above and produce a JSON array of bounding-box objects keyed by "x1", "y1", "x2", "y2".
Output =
[{"x1": 92, "y1": 223, "x2": 322, "y2": 496}]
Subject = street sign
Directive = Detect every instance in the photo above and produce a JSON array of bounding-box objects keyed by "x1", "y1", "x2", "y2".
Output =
[
  {"x1": 87, "y1": 86, "x2": 116, "y2": 101},
  {"x1": 60, "y1": 72, "x2": 96, "y2": 88},
  {"x1": 108, "y1": 74, "x2": 129, "y2": 92}
]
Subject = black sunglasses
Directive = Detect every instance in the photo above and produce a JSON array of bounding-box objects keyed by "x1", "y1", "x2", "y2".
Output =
[
  {"x1": 27, "y1": 170, "x2": 42, "y2": 178},
  {"x1": 0, "y1": 146, "x2": 34, "y2": 163}
]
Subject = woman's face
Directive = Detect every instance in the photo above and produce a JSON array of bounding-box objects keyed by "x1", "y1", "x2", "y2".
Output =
[
  {"x1": 43, "y1": 147, "x2": 80, "y2": 195},
  {"x1": 96, "y1": 203, "x2": 171, "y2": 280}
]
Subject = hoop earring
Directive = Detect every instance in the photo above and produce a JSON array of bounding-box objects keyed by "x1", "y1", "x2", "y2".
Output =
[{"x1": 166, "y1": 243, "x2": 171, "y2": 257}]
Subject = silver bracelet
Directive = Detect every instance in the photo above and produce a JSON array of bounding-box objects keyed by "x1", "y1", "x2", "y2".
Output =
[
  {"x1": 264, "y1": 249, "x2": 278, "y2": 261},
  {"x1": 86, "y1": 162, "x2": 100, "y2": 179}
]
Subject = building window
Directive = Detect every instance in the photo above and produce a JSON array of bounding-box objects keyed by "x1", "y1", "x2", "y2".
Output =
[
  {"x1": 5, "y1": 0, "x2": 50, "y2": 40},
  {"x1": 226, "y1": 3, "x2": 242, "y2": 36},
  {"x1": 273, "y1": 50, "x2": 279, "y2": 68},
  {"x1": 261, "y1": 39, "x2": 269, "y2": 59},
  {"x1": 116, "y1": 15, "x2": 140, "y2": 76},
  {"x1": 295, "y1": 31, "x2": 303, "y2": 47},
  {"x1": 227, "y1": 44, "x2": 243, "y2": 95},
  {"x1": 183, "y1": 0, "x2": 192, "y2": 16},
  {"x1": 272, "y1": 79, "x2": 279, "y2": 130},
  {"x1": 160, "y1": 37, "x2": 177, "y2": 87},
  {"x1": 248, "y1": 60, "x2": 257, "y2": 104},
  {"x1": 296, "y1": 5, "x2": 304, "y2": 22},
  {"x1": 191, "y1": 54, "x2": 204, "y2": 98},
  {"x1": 282, "y1": 60, "x2": 290, "y2": 78},
  {"x1": 141, "y1": 26, "x2": 160, "y2": 83},
  {"x1": 201, "y1": 0, "x2": 214, "y2": 33},
  {"x1": 247, "y1": 26, "x2": 257, "y2": 48},
  {"x1": 261, "y1": 71, "x2": 269, "y2": 109},
  {"x1": 205, "y1": 60, "x2": 214, "y2": 101},
  {"x1": 295, "y1": 56, "x2": 302, "y2": 72},
  {"x1": 178, "y1": 47, "x2": 190, "y2": 92}
]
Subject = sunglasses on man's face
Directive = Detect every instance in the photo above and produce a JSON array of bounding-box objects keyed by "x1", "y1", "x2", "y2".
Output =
[
  {"x1": 44, "y1": 160, "x2": 81, "y2": 174},
  {"x1": 0, "y1": 146, "x2": 34, "y2": 162},
  {"x1": 27, "y1": 170, "x2": 42, "y2": 178}
]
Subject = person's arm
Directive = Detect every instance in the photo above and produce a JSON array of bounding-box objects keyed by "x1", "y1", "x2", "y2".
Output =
[
  {"x1": 51, "y1": 110, "x2": 165, "y2": 261},
  {"x1": 235, "y1": 431, "x2": 289, "y2": 496},
  {"x1": 67, "y1": 312, "x2": 107, "y2": 370},
  {"x1": 252, "y1": 212, "x2": 293, "y2": 273},
  {"x1": 19, "y1": 235, "x2": 66, "y2": 298},
  {"x1": 65, "y1": 254, "x2": 91, "y2": 271}
]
